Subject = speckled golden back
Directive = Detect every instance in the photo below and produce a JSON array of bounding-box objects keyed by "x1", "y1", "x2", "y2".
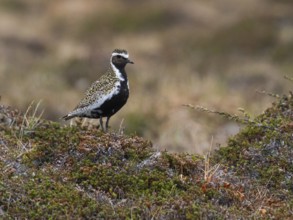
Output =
[{"x1": 74, "y1": 68, "x2": 118, "y2": 110}]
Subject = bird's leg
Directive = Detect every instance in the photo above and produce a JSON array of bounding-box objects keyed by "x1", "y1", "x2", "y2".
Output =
[
  {"x1": 99, "y1": 117, "x2": 105, "y2": 132},
  {"x1": 105, "y1": 117, "x2": 110, "y2": 132}
]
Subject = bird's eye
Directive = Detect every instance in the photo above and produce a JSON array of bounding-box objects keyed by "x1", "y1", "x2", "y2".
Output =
[{"x1": 117, "y1": 55, "x2": 121, "y2": 58}]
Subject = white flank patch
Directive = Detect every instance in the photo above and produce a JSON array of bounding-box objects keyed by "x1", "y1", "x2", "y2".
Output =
[
  {"x1": 111, "y1": 63, "x2": 125, "y2": 81},
  {"x1": 69, "y1": 81, "x2": 122, "y2": 117},
  {"x1": 111, "y1": 52, "x2": 129, "y2": 59},
  {"x1": 87, "y1": 81, "x2": 121, "y2": 111}
]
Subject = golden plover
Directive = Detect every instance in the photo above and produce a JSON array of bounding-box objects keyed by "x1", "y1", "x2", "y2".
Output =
[{"x1": 63, "y1": 49, "x2": 134, "y2": 131}]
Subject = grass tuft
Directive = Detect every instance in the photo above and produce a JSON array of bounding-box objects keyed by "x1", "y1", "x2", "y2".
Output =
[{"x1": 19, "y1": 100, "x2": 44, "y2": 138}]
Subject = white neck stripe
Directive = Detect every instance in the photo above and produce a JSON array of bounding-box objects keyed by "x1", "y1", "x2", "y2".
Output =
[
  {"x1": 111, "y1": 63, "x2": 125, "y2": 81},
  {"x1": 112, "y1": 52, "x2": 129, "y2": 59}
]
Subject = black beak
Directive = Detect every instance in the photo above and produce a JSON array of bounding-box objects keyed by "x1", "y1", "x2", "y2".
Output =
[{"x1": 127, "y1": 59, "x2": 134, "y2": 64}]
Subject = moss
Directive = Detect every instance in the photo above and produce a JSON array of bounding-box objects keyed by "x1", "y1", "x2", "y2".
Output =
[
  {"x1": 0, "y1": 171, "x2": 101, "y2": 219},
  {"x1": 1, "y1": 92, "x2": 293, "y2": 218},
  {"x1": 214, "y1": 93, "x2": 293, "y2": 192}
]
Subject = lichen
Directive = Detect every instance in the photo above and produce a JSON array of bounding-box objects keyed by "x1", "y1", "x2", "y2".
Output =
[{"x1": 1, "y1": 93, "x2": 293, "y2": 218}]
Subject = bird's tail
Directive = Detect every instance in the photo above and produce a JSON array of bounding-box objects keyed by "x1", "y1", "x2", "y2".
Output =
[{"x1": 62, "y1": 114, "x2": 75, "y2": 121}]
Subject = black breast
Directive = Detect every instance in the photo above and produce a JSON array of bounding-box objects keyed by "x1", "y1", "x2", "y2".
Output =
[{"x1": 91, "y1": 80, "x2": 129, "y2": 118}]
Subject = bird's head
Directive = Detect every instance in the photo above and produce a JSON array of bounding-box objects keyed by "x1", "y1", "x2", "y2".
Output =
[{"x1": 111, "y1": 49, "x2": 134, "y2": 68}]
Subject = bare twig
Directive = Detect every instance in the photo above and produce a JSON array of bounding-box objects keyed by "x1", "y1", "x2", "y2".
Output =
[
  {"x1": 184, "y1": 104, "x2": 251, "y2": 124},
  {"x1": 256, "y1": 90, "x2": 280, "y2": 98}
]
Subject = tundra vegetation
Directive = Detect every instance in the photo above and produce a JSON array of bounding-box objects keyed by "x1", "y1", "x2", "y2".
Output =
[{"x1": 0, "y1": 91, "x2": 292, "y2": 218}]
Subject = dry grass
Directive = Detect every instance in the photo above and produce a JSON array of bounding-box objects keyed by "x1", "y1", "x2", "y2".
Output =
[
  {"x1": 16, "y1": 101, "x2": 44, "y2": 157},
  {"x1": 19, "y1": 101, "x2": 44, "y2": 136},
  {"x1": 0, "y1": 0, "x2": 292, "y2": 153},
  {"x1": 203, "y1": 137, "x2": 221, "y2": 183}
]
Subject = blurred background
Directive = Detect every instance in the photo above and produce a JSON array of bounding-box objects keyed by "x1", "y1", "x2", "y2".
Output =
[{"x1": 0, "y1": 0, "x2": 292, "y2": 154}]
